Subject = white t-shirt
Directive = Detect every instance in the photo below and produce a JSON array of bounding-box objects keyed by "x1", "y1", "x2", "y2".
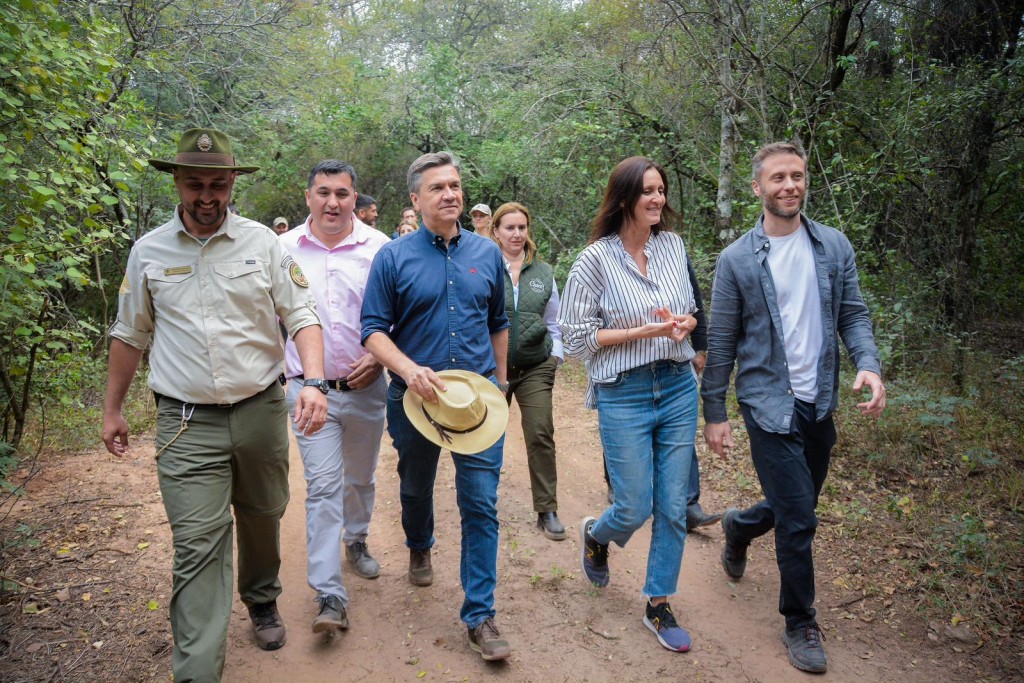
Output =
[{"x1": 766, "y1": 227, "x2": 823, "y2": 402}]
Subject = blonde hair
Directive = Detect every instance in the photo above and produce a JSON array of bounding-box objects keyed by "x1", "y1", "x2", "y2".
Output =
[{"x1": 490, "y1": 202, "x2": 539, "y2": 264}]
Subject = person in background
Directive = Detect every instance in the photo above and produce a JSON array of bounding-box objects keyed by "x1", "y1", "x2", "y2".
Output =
[
  {"x1": 228, "y1": 203, "x2": 241, "y2": 215},
  {"x1": 469, "y1": 203, "x2": 492, "y2": 237},
  {"x1": 361, "y1": 151, "x2": 513, "y2": 661},
  {"x1": 702, "y1": 141, "x2": 886, "y2": 674},
  {"x1": 490, "y1": 202, "x2": 566, "y2": 541},
  {"x1": 280, "y1": 160, "x2": 389, "y2": 635},
  {"x1": 401, "y1": 206, "x2": 418, "y2": 226},
  {"x1": 398, "y1": 222, "x2": 417, "y2": 237},
  {"x1": 355, "y1": 193, "x2": 379, "y2": 228},
  {"x1": 102, "y1": 128, "x2": 328, "y2": 681},
  {"x1": 273, "y1": 216, "x2": 290, "y2": 235},
  {"x1": 560, "y1": 156, "x2": 700, "y2": 654}
]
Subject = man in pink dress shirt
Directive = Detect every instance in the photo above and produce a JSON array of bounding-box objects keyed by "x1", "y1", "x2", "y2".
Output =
[{"x1": 279, "y1": 160, "x2": 390, "y2": 634}]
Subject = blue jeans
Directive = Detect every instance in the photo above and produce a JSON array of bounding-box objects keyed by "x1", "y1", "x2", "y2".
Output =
[
  {"x1": 730, "y1": 400, "x2": 836, "y2": 630},
  {"x1": 591, "y1": 360, "x2": 698, "y2": 598},
  {"x1": 386, "y1": 380, "x2": 504, "y2": 629}
]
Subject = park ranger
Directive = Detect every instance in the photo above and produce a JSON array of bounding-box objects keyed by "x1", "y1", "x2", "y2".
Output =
[{"x1": 102, "y1": 128, "x2": 328, "y2": 682}]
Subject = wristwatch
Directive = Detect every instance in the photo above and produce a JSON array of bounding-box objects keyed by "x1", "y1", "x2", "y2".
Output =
[
  {"x1": 302, "y1": 378, "x2": 330, "y2": 395},
  {"x1": 496, "y1": 381, "x2": 510, "y2": 393}
]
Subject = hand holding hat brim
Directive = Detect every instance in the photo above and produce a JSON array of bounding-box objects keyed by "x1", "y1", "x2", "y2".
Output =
[{"x1": 403, "y1": 370, "x2": 508, "y2": 453}]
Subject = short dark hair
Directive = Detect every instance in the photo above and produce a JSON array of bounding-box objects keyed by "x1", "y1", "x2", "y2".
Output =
[
  {"x1": 307, "y1": 160, "x2": 357, "y2": 189},
  {"x1": 752, "y1": 142, "x2": 807, "y2": 181},
  {"x1": 355, "y1": 194, "x2": 377, "y2": 210},
  {"x1": 407, "y1": 151, "x2": 460, "y2": 194}
]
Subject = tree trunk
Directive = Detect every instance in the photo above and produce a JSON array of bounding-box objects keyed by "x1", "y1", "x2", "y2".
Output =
[{"x1": 715, "y1": 0, "x2": 743, "y2": 243}]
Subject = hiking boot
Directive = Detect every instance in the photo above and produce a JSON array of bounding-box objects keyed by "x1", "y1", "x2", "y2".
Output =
[
  {"x1": 467, "y1": 617, "x2": 512, "y2": 661},
  {"x1": 643, "y1": 600, "x2": 692, "y2": 652},
  {"x1": 686, "y1": 504, "x2": 723, "y2": 532},
  {"x1": 248, "y1": 601, "x2": 287, "y2": 651},
  {"x1": 345, "y1": 541, "x2": 381, "y2": 579},
  {"x1": 537, "y1": 511, "x2": 567, "y2": 541},
  {"x1": 311, "y1": 594, "x2": 348, "y2": 633},
  {"x1": 720, "y1": 507, "x2": 749, "y2": 580},
  {"x1": 782, "y1": 624, "x2": 828, "y2": 673},
  {"x1": 579, "y1": 516, "x2": 609, "y2": 587},
  {"x1": 408, "y1": 548, "x2": 433, "y2": 586}
]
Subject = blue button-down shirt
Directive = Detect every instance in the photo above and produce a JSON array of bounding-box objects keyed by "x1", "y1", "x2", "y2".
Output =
[
  {"x1": 700, "y1": 215, "x2": 881, "y2": 433},
  {"x1": 360, "y1": 225, "x2": 509, "y2": 386}
]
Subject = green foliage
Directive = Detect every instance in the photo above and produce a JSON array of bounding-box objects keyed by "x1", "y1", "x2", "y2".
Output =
[{"x1": 0, "y1": 0, "x2": 150, "y2": 453}]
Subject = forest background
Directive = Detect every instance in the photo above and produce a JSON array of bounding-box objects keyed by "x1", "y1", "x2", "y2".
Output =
[{"x1": 1, "y1": 0, "x2": 1023, "y2": 677}]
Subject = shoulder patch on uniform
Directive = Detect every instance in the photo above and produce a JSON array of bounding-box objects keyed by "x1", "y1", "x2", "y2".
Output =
[
  {"x1": 289, "y1": 262, "x2": 309, "y2": 288},
  {"x1": 119, "y1": 276, "x2": 130, "y2": 295}
]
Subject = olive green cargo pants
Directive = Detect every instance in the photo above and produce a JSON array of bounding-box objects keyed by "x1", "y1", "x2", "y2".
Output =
[{"x1": 155, "y1": 384, "x2": 290, "y2": 683}]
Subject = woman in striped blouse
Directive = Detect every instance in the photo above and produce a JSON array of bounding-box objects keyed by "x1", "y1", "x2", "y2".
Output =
[{"x1": 559, "y1": 156, "x2": 700, "y2": 653}]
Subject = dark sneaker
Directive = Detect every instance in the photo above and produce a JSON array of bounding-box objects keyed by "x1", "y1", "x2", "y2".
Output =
[
  {"x1": 720, "y1": 507, "x2": 749, "y2": 579},
  {"x1": 248, "y1": 601, "x2": 287, "y2": 651},
  {"x1": 408, "y1": 548, "x2": 433, "y2": 586},
  {"x1": 537, "y1": 511, "x2": 567, "y2": 541},
  {"x1": 345, "y1": 541, "x2": 381, "y2": 579},
  {"x1": 468, "y1": 617, "x2": 512, "y2": 661},
  {"x1": 686, "y1": 504, "x2": 723, "y2": 532},
  {"x1": 782, "y1": 624, "x2": 828, "y2": 673},
  {"x1": 311, "y1": 594, "x2": 348, "y2": 633},
  {"x1": 579, "y1": 516, "x2": 609, "y2": 587},
  {"x1": 643, "y1": 601, "x2": 692, "y2": 652}
]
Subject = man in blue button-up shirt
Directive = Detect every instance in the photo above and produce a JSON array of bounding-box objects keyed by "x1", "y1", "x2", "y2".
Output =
[
  {"x1": 361, "y1": 151, "x2": 512, "y2": 661},
  {"x1": 701, "y1": 142, "x2": 886, "y2": 675}
]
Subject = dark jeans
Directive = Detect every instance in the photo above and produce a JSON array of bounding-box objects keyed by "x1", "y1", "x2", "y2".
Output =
[{"x1": 731, "y1": 399, "x2": 836, "y2": 630}]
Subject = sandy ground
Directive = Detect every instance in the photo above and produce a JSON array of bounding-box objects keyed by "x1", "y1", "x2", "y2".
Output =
[{"x1": 1, "y1": 369, "x2": 972, "y2": 682}]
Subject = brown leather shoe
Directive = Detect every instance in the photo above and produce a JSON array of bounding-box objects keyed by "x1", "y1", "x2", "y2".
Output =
[
  {"x1": 409, "y1": 548, "x2": 433, "y2": 586},
  {"x1": 248, "y1": 601, "x2": 287, "y2": 650}
]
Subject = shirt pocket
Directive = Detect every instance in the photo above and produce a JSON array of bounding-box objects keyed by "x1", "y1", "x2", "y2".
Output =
[
  {"x1": 145, "y1": 265, "x2": 197, "y2": 314},
  {"x1": 211, "y1": 259, "x2": 272, "y2": 317}
]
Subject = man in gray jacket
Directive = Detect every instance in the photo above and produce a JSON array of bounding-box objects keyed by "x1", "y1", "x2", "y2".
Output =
[{"x1": 701, "y1": 141, "x2": 886, "y2": 675}]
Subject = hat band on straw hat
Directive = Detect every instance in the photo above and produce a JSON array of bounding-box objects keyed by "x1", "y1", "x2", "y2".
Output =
[
  {"x1": 421, "y1": 405, "x2": 488, "y2": 445},
  {"x1": 172, "y1": 152, "x2": 237, "y2": 166}
]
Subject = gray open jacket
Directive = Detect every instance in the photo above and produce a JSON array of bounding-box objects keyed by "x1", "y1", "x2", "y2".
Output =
[{"x1": 700, "y1": 215, "x2": 882, "y2": 434}]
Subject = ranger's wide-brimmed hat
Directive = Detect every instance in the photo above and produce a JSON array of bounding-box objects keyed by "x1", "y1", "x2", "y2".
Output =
[
  {"x1": 403, "y1": 370, "x2": 509, "y2": 453},
  {"x1": 148, "y1": 128, "x2": 260, "y2": 174}
]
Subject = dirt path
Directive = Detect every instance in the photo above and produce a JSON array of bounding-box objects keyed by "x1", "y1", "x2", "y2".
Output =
[
  {"x1": 1, "y1": 369, "x2": 969, "y2": 681},
  {"x1": 216, "y1": 373, "x2": 951, "y2": 683}
]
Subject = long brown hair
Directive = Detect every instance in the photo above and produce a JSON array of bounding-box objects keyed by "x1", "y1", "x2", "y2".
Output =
[
  {"x1": 588, "y1": 156, "x2": 678, "y2": 244},
  {"x1": 490, "y1": 202, "x2": 540, "y2": 265}
]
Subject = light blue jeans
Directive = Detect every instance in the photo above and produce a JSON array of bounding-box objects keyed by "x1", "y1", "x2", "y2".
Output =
[{"x1": 591, "y1": 360, "x2": 698, "y2": 598}]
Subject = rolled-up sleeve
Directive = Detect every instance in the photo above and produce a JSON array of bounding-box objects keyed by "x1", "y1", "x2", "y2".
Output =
[
  {"x1": 270, "y1": 237, "x2": 320, "y2": 336},
  {"x1": 108, "y1": 249, "x2": 154, "y2": 351},
  {"x1": 700, "y1": 252, "x2": 741, "y2": 423},
  {"x1": 558, "y1": 249, "x2": 604, "y2": 362}
]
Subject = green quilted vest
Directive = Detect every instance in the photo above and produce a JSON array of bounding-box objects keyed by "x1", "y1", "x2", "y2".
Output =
[{"x1": 506, "y1": 259, "x2": 554, "y2": 369}]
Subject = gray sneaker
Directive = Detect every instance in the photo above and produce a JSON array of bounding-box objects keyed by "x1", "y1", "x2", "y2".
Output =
[
  {"x1": 468, "y1": 617, "x2": 512, "y2": 661},
  {"x1": 311, "y1": 594, "x2": 348, "y2": 633},
  {"x1": 345, "y1": 541, "x2": 381, "y2": 579},
  {"x1": 782, "y1": 624, "x2": 828, "y2": 673}
]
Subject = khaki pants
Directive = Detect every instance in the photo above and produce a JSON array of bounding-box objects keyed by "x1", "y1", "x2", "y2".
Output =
[
  {"x1": 506, "y1": 356, "x2": 559, "y2": 512},
  {"x1": 155, "y1": 384, "x2": 290, "y2": 683}
]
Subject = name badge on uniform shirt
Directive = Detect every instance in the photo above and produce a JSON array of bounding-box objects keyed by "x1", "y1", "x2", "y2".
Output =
[{"x1": 164, "y1": 266, "x2": 193, "y2": 276}]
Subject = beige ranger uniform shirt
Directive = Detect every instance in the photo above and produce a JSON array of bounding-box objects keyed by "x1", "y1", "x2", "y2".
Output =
[{"x1": 110, "y1": 208, "x2": 321, "y2": 405}]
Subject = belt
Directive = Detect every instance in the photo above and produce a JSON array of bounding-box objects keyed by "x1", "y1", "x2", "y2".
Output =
[
  {"x1": 154, "y1": 381, "x2": 278, "y2": 409},
  {"x1": 295, "y1": 374, "x2": 351, "y2": 391}
]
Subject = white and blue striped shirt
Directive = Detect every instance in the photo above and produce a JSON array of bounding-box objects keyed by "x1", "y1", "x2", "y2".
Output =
[{"x1": 559, "y1": 230, "x2": 696, "y2": 408}]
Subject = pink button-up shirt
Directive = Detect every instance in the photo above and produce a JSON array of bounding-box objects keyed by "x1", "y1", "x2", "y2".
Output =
[{"x1": 280, "y1": 216, "x2": 390, "y2": 380}]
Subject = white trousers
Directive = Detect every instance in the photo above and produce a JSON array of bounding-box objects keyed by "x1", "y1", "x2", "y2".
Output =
[{"x1": 287, "y1": 374, "x2": 386, "y2": 604}]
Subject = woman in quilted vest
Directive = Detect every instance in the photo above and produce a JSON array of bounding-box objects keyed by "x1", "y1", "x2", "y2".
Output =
[{"x1": 490, "y1": 202, "x2": 567, "y2": 541}]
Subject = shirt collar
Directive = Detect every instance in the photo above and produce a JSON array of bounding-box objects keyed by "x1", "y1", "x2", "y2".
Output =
[{"x1": 297, "y1": 214, "x2": 374, "y2": 250}]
